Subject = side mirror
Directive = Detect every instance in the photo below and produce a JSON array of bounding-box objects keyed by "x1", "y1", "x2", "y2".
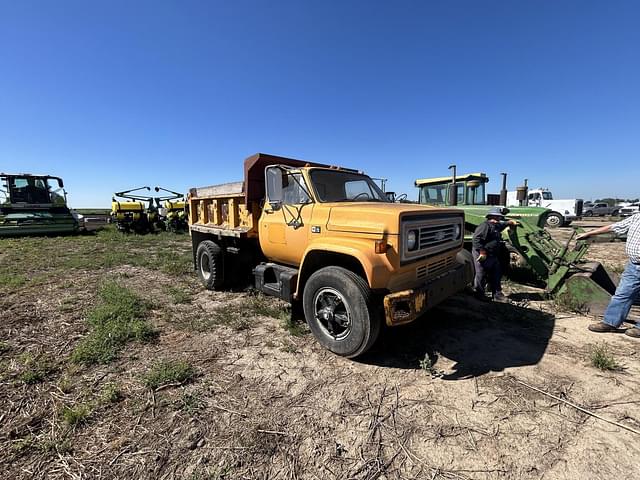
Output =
[{"x1": 265, "y1": 166, "x2": 284, "y2": 210}]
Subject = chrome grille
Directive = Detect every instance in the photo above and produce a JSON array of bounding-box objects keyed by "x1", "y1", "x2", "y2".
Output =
[
  {"x1": 418, "y1": 224, "x2": 459, "y2": 249},
  {"x1": 575, "y1": 199, "x2": 583, "y2": 216},
  {"x1": 402, "y1": 216, "x2": 463, "y2": 263}
]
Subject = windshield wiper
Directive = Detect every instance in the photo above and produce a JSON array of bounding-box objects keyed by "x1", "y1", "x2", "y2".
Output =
[{"x1": 333, "y1": 197, "x2": 386, "y2": 203}]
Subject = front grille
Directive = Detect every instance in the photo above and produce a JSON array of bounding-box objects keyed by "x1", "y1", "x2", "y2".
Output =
[
  {"x1": 418, "y1": 224, "x2": 459, "y2": 249},
  {"x1": 402, "y1": 215, "x2": 463, "y2": 263},
  {"x1": 416, "y1": 255, "x2": 454, "y2": 280}
]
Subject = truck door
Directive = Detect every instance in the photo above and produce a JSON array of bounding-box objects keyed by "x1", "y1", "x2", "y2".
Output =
[
  {"x1": 259, "y1": 166, "x2": 314, "y2": 266},
  {"x1": 529, "y1": 192, "x2": 542, "y2": 207}
]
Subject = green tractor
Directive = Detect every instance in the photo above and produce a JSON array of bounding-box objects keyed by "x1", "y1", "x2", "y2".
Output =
[
  {"x1": 111, "y1": 186, "x2": 186, "y2": 234},
  {"x1": 415, "y1": 169, "x2": 617, "y2": 314},
  {"x1": 0, "y1": 173, "x2": 80, "y2": 237}
]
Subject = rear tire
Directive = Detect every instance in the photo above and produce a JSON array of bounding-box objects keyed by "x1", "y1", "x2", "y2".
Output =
[
  {"x1": 303, "y1": 267, "x2": 381, "y2": 358},
  {"x1": 584, "y1": 211, "x2": 593, "y2": 217},
  {"x1": 545, "y1": 212, "x2": 563, "y2": 228},
  {"x1": 196, "y1": 240, "x2": 225, "y2": 290}
]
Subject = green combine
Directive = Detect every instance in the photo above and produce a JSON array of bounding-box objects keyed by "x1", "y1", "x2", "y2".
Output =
[
  {"x1": 415, "y1": 170, "x2": 617, "y2": 313},
  {"x1": 0, "y1": 173, "x2": 79, "y2": 236}
]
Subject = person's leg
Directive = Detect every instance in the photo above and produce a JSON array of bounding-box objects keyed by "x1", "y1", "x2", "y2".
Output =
[
  {"x1": 481, "y1": 256, "x2": 499, "y2": 295},
  {"x1": 472, "y1": 250, "x2": 487, "y2": 294},
  {"x1": 491, "y1": 256, "x2": 503, "y2": 295},
  {"x1": 484, "y1": 256, "x2": 507, "y2": 301},
  {"x1": 602, "y1": 262, "x2": 640, "y2": 328}
]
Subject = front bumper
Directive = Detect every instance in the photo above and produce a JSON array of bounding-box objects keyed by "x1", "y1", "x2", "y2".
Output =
[{"x1": 383, "y1": 255, "x2": 473, "y2": 327}]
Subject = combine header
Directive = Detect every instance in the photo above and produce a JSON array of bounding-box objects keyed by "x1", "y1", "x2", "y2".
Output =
[{"x1": 415, "y1": 170, "x2": 617, "y2": 314}]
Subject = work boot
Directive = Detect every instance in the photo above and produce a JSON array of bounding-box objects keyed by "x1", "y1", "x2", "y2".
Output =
[
  {"x1": 625, "y1": 328, "x2": 640, "y2": 338},
  {"x1": 473, "y1": 289, "x2": 490, "y2": 302},
  {"x1": 588, "y1": 322, "x2": 620, "y2": 333},
  {"x1": 493, "y1": 292, "x2": 509, "y2": 303}
]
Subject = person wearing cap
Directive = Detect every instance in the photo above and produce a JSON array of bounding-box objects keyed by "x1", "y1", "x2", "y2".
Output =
[
  {"x1": 577, "y1": 213, "x2": 640, "y2": 338},
  {"x1": 472, "y1": 207, "x2": 518, "y2": 302}
]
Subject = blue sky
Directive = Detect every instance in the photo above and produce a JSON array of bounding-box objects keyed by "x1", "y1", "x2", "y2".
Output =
[{"x1": 1, "y1": 1, "x2": 638, "y2": 207}]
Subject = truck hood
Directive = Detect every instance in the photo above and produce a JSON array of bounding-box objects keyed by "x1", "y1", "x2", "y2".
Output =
[{"x1": 326, "y1": 203, "x2": 461, "y2": 235}]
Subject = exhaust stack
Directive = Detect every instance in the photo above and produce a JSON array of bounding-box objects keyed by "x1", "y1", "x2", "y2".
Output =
[
  {"x1": 516, "y1": 178, "x2": 529, "y2": 206},
  {"x1": 448, "y1": 164, "x2": 458, "y2": 206},
  {"x1": 499, "y1": 172, "x2": 508, "y2": 206}
]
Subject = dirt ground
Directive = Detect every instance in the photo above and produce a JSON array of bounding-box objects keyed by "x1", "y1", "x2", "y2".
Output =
[{"x1": 1, "y1": 224, "x2": 639, "y2": 479}]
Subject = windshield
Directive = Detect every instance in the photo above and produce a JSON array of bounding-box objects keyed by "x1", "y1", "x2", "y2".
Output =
[
  {"x1": 419, "y1": 184, "x2": 447, "y2": 205},
  {"x1": 542, "y1": 192, "x2": 553, "y2": 200},
  {"x1": 8, "y1": 176, "x2": 52, "y2": 204},
  {"x1": 47, "y1": 177, "x2": 67, "y2": 205},
  {"x1": 466, "y1": 183, "x2": 485, "y2": 205},
  {"x1": 0, "y1": 177, "x2": 8, "y2": 204},
  {"x1": 309, "y1": 169, "x2": 388, "y2": 202}
]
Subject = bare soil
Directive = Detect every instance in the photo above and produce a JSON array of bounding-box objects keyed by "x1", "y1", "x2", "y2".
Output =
[{"x1": 1, "y1": 225, "x2": 639, "y2": 479}]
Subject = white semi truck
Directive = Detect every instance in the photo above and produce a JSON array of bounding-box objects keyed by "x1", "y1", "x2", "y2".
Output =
[{"x1": 507, "y1": 188, "x2": 583, "y2": 228}]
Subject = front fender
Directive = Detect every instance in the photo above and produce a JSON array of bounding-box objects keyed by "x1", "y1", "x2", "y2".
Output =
[{"x1": 296, "y1": 238, "x2": 394, "y2": 295}]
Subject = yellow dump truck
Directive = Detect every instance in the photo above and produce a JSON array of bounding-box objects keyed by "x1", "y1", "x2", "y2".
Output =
[{"x1": 188, "y1": 153, "x2": 473, "y2": 357}]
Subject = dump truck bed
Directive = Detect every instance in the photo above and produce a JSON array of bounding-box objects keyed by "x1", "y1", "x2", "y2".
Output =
[{"x1": 188, "y1": 181, "x2": 260, "y2": 238}]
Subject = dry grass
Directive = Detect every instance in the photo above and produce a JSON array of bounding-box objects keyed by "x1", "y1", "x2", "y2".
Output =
[{"x1": 0, "y1": 224, "x2": 638, "y2": 479}]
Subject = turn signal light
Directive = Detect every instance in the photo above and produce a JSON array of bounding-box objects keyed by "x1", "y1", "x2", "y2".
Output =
[{"x1": 375, "y1": 240, "x2": 388, "y2": 254}]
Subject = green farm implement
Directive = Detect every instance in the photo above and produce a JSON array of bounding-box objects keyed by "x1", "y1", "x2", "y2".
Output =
[
  {"x1": 415, "y1": 170, "x2": 617, "y2": 313},
  {"x1": 0, "y1": 173, "x2": 79, "y2": 237}
]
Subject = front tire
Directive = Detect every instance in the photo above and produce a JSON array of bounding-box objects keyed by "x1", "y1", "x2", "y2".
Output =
[
  {"x1": 545, "y1": 212, "x2": 563, "y2": 228},
  {"x1": 196, "y1": 240, "x2": 225, "y2": 290},
  {"x1": 303, "y1": 267, "x2": 381, "y2": 358}
]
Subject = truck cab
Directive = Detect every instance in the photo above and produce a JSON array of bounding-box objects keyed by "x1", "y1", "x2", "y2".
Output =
[
  {"x1": 188, "y1": 153, "x2": 474, "y2": 358},
  {"x1": 507, "y1": 188, "x2": 583, "y2": 228}
]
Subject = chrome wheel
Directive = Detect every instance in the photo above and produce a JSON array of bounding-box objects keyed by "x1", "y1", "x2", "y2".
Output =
[
  {"x1": 546, "y1": 213, "x2": 562, "y2": 228},
  {"x1": 313, "y1": 287, "x2": 352, "y2": 340}
]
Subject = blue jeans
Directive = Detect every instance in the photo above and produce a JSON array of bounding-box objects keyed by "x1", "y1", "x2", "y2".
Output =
[{"x1": 603, "y1": 261, "x2": 640, "y2": 329}]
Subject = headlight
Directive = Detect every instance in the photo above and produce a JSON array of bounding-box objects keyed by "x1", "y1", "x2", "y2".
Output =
[
  {"x1": 453, "y1": 223, "x2": 461, "y2": 240},
  {"x1": 407, "y1": 230, "x2": 418, "y2": 251}
]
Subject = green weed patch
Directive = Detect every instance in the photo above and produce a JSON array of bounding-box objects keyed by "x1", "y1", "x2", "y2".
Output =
[{"x1": 71, "y1": 281, "x2": 157, "y2": 365}]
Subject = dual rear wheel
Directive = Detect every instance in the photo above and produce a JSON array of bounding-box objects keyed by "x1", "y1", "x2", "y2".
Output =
[{"x1": 196, "y1": 240, "x2": 224, "y2": 290}]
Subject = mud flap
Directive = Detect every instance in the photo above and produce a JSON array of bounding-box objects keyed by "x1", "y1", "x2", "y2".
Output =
[{"x1": 555, "y1": 262, "x2": 618, "y2": 315}]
